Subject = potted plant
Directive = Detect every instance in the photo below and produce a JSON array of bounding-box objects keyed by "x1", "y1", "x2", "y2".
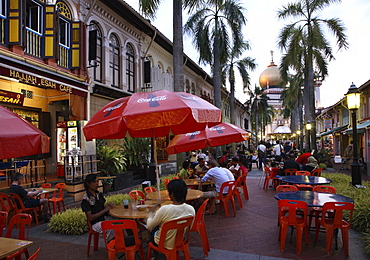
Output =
[{"x1": 96, "y1": 144, "x2": 127, "y2": 193}]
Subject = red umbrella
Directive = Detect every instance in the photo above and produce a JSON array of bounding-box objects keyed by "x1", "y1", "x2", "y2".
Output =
[
  {"x1": 83, "y1": 90, "x2": 222, "y2": 196},
  {"x1": 166, "y1": 122, "x2": 250, "y2": 155},
  {"x1": 0, "y1": 106, "x2": 50, "y2": 159}
]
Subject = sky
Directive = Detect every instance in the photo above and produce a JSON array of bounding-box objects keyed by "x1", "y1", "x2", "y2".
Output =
[{"x1": 124, "y1": 0, "x2": 370, "y2": 108}]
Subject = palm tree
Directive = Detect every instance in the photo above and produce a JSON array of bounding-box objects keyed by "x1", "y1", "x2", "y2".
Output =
[
  {"x1": 222, "y1": 41, "x2": 257, "y2": 125},
  {"x1": 138, "y1": 0, "x2": 201, "y2": 92},
  {"x1": 184, "y1": 0, "x2": 246, "y2": 108},
  {"x1": 277, "y1": 0, "x2": 348, "y2": 151}
]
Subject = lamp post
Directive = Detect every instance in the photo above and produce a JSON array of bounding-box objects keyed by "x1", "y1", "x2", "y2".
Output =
[
  {"x1": 346, "y1": 83, "x2": 362, "y2": 186},
  {"x1": 296, "y1": 130, "x2": 301, "y2": 152},
  {"x1": 306, "y1": 121, "x2": 312, "y2": 152}
]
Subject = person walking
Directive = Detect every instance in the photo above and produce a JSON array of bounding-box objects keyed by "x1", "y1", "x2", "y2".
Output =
[{"x1": 257, "y1": 141, "x2": 266, "y2": 170}]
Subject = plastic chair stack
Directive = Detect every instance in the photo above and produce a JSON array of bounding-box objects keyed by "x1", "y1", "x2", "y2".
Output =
[
  {"x1": 48, "y1": 183, "x2": 66, "y2": 214},
  {"x1": 101, "y1": 220, "x2": 144, "y2": 260},
  {"x1": 5, "y1": 213, "x2": 32, "y2": 260},
  {"x1": 209, "y1": 181, "x2": 237, "y2": 218},
  {"x1": 278, "y1": 200, "x2": 309, "y2": 254},
  {"x1": 314, "y1": 202, "x2": 354, "y2": 256},
  {"x1": 8, "y1": 193, "x2": 39, "y2": 225},
  {"x1": 147, "y1": 216, "x2": 194, "y2": 260},
  {"x1": 190, "y1": 199, "x2": 210, "y2": 257}
]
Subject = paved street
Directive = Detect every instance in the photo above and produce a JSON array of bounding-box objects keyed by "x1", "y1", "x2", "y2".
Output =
[{"x1": 26, "y1": 167, "x2": 370, "y2": 260}]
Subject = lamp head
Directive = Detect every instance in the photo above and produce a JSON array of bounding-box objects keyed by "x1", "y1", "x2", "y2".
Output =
[
  {"x1": 346, "y1": 82, "x2": 361, "y2": 110},
  {"x1": 296, "y1": 130, "x2": 301, "y2": 135},
  {"x1": 306, "y1": 121, "x2": 312, "y2": 130}
]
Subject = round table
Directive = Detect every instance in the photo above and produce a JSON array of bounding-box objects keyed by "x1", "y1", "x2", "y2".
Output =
[
  {"x1": 145, "y1": 189, "x2": 203, "y2": 201},
  {"x1": 279, "y1": 175, "x2": 332, "y2": 185},
  {"x1": 183, "y1": 179, "x2": 213, "y2": 187},
  {"x1": 109, "y1": 200, "x2": 172, "y2": 219},
  {"x1": 274, "y1": 190, "x2": 354, "y2": 207}
]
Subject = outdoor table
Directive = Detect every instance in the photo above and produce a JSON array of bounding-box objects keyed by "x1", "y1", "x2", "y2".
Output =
[
  {"x1": 274, "y1": 190, "x2": 354, "y2": 207},
  {"x1": 39, "y1": 188, "x2": 58, "y2": 195},
  {"x1": 0, "y1": 237, "x2": 33, "y2": 258},
  {"x1": 184, "y1": 179, "x2": 213, "y2": 187},
  {"x1": 109, "y1": 200, "x2": 172, "y2": 219},
  {"x1": 279, "y1": 175, "x2": 332, "y2": 185},
  {"x1": 146, "y1": 189, "x2": 203, "y2": 201}
]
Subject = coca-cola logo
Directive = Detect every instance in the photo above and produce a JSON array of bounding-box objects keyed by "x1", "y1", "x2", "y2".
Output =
[
  {"x1": 185, "y1": 131, "x2": 200, "y2": 136},
  {"x1": 103, "y1": 101, "x2": 123, "y2": 117},
  {"x1": 209, "y1": 126, "x2": 225, "y2": 131},
  {"x1": 137, "y1": 95, "x2": 167, "y2": 103}
]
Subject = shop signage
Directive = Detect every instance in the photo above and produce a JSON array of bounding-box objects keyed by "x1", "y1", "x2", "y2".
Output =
[
  {"x1": 324, "y1": 119, "x2": 332, "y2": 129},
  {"x1": 0, "y1": 90, "x2": 24, "y2": 105},
  {"x1": 0, "y1": 67, "x2": 87, "y2": 97}
]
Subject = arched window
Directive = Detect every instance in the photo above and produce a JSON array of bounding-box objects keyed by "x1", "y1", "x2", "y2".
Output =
[
  {"x1": 191, "y1": 83, "x2": 195, "y2": 95},
  {"x1": 109, "y1": 34, "x2": 120, "y2": 88},
  {"x1": 56, "y1": 1, "x2": 71, "y2": 68},
  {"x1": 185, "y1": 79, "x2": 190, "y2": 93},
  {"x1": 88, "y1": 22, "x2": 102, "y2": 82},
  {"x1": 126, "y1": 43, "x2": 135, "y2": 92}
]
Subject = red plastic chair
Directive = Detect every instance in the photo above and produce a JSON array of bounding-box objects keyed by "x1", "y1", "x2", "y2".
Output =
[
  {"x1": 308, "y1": 186, "x2": 337, "y2": 228},
  {"x1": 48, "y1": 183, "x2": 66, "y2": 214},
  {"x1": 233, "y1": 176, "x2": 243, "y2": 209},
  {"x1": 101, "y1": 219, "x2": 144, "y2": 260},
  {"x1": 86, "y1": 216, "x2": 101, "y2": 256},
  {"x1": 190, "y1": 199, "x2": 210, "y2": 257},
  {"x1": 8, "y1": 193, "x2": 39, "y2": 225},
  {"x1": 147, "y1": 216, "x2": 194, "y2": 260},
  {"x1": 28, "y1": 247, "x2": 41, "y2": 260},
  {"x1": 276, "y1": 185, "x2": 298, "y2": 193},
  {"x1": 0, "y1": 192, "x2": 15, "y2": 213},
  {"x1": 284, "y1": 168, "x2": 298, "y2": 176},
  {"x1": 40, "y1": 183, "x2": 52, "y2": 199},
  {"x1": 129, "y1": 190, "x2": 146, "y2": 201},
  {"x1": 239, "y1": 168, "x2": 249, "y2": 200},
  {"x1": 278, "y1": 200, "x2": 309, "y2": 254},
  {"x1": 144, "y1": 186, "x2": 156, "y2": 195},
  {"x1": 314, "y1": 202, "x2": 354, "y2": 256},
  {"x1": 295, "y1": 171, "x2": 311, "y2": 176},
  {"x1": 0, "y1": 211, "x2": 8, "y2": 237},
  {"x1": 264, "y1": 166, "x2": 279, "y2": 190},
  {"x1": 209, "y1": 181, "x2": 237, "y2": 218},
  {"x1": 311, "y1": 168, "x2": 323, "y2": 176},
  {"x1": 5, "y1": 213, "x2": 32, "y2": 260},
  {"x1": 163, "y1": 178, "x2": 171, "y2": 189}
]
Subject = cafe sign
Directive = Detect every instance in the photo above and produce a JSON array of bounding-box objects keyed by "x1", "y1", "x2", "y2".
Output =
[{"x1": 0, "y1": 90, "x2": 24, "y2": 105}]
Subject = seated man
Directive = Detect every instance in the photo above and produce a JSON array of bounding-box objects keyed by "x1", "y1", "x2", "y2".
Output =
[
  {"x1": 146, "y1": 179, "x2": 195, "y2": 249},
  {"x1": 227, "y1": 157, "x2": 240, "y2": 178},
  {"x1": 9, "y1": 172, "x2": 50, "y2": 222},
  {"x1": 194, "y1": 158, "x2": 208, "y2": 177},
  {"x1": 283, "y1": 154, "x2": 300, "y2": 172}
]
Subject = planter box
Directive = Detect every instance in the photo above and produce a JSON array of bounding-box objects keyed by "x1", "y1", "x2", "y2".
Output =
[{"x1": 113, "y1": 171, "x2": 134, "y2": 190}]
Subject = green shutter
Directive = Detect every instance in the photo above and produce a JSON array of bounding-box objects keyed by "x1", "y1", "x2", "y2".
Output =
[
  {"x1": 71, "y1": 21, "x2": 81, "y2": 68},
  {"x1": 8, "y1": 0, "x2": 22, "y2": 45}
]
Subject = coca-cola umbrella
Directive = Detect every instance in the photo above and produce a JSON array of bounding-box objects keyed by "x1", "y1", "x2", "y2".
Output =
[
  {"x1": 83, "y1": 89, "x2": 222, "y2": 197},
  {"x1": 0, "y1": 106, "x2": 50, "y2": 159},
  {"x1": 166, "y1": 122, "x2": 250, "y2": 155}
]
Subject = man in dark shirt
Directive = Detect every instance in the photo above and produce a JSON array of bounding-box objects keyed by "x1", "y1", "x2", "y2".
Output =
[
  {"x1": 9, "y1": 172, "x2": 50, "y2": 222},
  {"x1": 283, "y1": 154, "x2": 301, "y2": 171}
]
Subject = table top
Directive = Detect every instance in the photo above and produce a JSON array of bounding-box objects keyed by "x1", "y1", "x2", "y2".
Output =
[
  {"x1": 0, "y1": 237, "x2": 33, "y2": 258},
  {"x1": 279, "y1": 175, "x2": 332, "y2": 185},
  {"x1": 183, "y1": 179, "x2": 213, "y2": 186},
  {"x1": 274, "y1": 190, "x2": 354, "y2": 207},
  {"x1": 40, "y1": 188, "x2": 58, "y2": 194},
  {"x1": 109, "y1": 200, "x2": 172, "y2": 219},
  {"x1": 145, "y1": 189, "x2": 203, "y2": 201}
]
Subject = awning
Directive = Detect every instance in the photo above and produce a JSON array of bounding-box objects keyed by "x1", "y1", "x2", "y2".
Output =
[
  {"x1": 343, "y1": 120, "x2": 370, "y2": 135},
  {"x1": 319, "y1": 125, "x2": 348, "y2": 137}
]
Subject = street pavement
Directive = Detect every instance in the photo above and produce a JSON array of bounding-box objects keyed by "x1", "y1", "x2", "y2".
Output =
[{"x1": 26, "y1": 167, "x2": 370, "y2": 259}]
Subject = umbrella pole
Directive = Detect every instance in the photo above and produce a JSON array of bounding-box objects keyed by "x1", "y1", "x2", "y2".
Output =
[{"x1": 152, "y1": 133, "x2": 161, "y2": 201}]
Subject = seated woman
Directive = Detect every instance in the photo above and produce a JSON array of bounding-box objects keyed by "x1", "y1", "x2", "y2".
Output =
[
  {"x1": 81, "y1": 174, "x2": 114, "y2": 239},
  {"x1": 303, "y1": 156, "x2": 319, "y2": 172},
  {"x1": 146, "y1": 179, "x2": 195, "y2": 249},
  {"x1": 179, "y1": 160, "x2": 192, "y2": 179}
]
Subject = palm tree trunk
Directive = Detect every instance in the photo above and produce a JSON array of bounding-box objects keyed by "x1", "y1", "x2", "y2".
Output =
[
  {"x1": 173, "y1": 0, "x2": 184, "y2": 92},
  {"x1": 230, "y1": 79, "x2": 235, "y2": 124},
  {"x1": 213, "y1": 23, "x2": 222, "y2": 108}
]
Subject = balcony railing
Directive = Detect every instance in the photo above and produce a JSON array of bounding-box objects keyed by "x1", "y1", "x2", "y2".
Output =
[
  {"x1": 25, "y1": 29, "x2": 42, "y2": 58},
  {"x1": 58, "y1": 44, "x2": 70, "y2": 68}
]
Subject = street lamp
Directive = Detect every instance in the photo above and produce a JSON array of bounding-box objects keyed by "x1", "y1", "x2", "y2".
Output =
[
  {"x1": 306, "y1": 121, "x2": 312, "y2": 152},
  {"x1": 346, "y1": 82, "x2": 362, "y2": 186},
  {"x1": 296, "y1": 130, "x2": 301, "y2": 152}
]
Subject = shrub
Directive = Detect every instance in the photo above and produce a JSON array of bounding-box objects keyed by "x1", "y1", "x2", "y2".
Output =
[
  {"x1": 48, "y1": 208, "x2": 88, "y2": 235},
  {"x1": 319, "y1": 163, "x2": 327, "y2": 169},
  {"x1": 105, "y1": 193, "x2": 132, "y2": 205}
]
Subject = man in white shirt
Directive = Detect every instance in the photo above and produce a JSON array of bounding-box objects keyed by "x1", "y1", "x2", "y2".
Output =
[
  {"x1": 257, "y1": 141, "x2": 266, "y2": 170},
  {"x1": 273, "y1": 140, "x2": 284, "y2": 157}
]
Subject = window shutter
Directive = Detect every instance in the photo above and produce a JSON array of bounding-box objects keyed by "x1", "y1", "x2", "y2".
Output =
[
  {"x1": 44, "y1": 5, "x2": 57, "y2": 59},
  {"x1": 144, "y1": 60, "x2": 151, "y2": 83},
  {"x1": 71, "y1": 21, "x2": 81, "y2": 68},
  {"x1": 8, "y1": 0, "x2": 23, "y2": 45},
  {"x1": 88, "y1": 30, "x2": 97, "y2": 62}
]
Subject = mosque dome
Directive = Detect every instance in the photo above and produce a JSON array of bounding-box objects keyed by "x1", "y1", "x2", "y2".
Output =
[
  {"x1": 273, "y1": 125, "x2": 291, "y2": 134},
  {"x1": 259, "y1": 61, "x2": 282, "y2": 88}
]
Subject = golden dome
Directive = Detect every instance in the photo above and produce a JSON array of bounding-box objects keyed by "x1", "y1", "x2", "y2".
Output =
[{"x1": 259, "y1": 61, "x2": 282, "y2": 88}]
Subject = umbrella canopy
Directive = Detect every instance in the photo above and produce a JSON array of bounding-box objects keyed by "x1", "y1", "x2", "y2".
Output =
[
  {"x1": 83, "y1": 90, "x2": 222, "y2": 198},
  {"x1": 0, "y1": 106, "x2": 50, "y2": 159},
  {"x1": 83, "y1": 89, "x2": 222, "y2": 140},
  {"x1": 166, "y1": 122, "x2": 250, "y2": 155}
]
